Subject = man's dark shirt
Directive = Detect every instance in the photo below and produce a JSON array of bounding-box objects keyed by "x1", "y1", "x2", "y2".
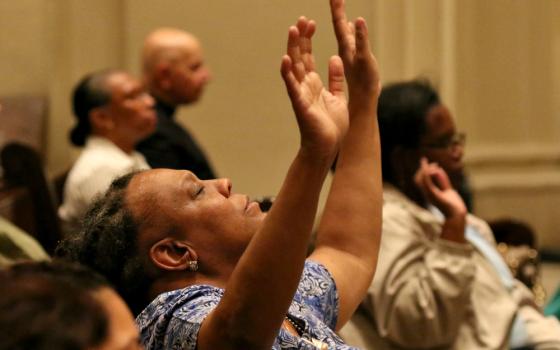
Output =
[{"x1": 136, "y1": 99, "x2": 216, "y2": 180}]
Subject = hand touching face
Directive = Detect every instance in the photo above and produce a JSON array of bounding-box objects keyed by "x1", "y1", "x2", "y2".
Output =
[{"x1": 414, "y1": 157, "x2": 467, "y2": 218}]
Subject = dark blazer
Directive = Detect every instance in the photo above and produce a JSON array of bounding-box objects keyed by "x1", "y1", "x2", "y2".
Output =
[{"x1": 136, "y1": 100, "x2": 216, "y2": 180}]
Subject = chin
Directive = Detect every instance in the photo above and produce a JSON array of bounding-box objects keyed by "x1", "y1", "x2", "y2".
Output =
[
  {"x1": 444, "y1": 160, "x2": 464, "y2": 174},
  {"x1": 180, "y1": 92, "x2": 202, "y2": 105},
  {"x1": 454, "y1": 164, "x2": 465, "y2": 175},
  {"x1": 248, "y1": 214, "x2": 266, "y2": 231},
  {"x1": 447, "y1": 167, "x2": 465, "y2": 185}
]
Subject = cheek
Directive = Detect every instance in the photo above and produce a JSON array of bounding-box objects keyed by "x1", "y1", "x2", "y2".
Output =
[
  {"x1": 182, "y1": 74, "x2": 199, "y2": 90},
  {"x1": 194, "y1": 73, "x2": 207, "y2": 85},
  {"x1": 187, "y1": 204, "x2": 229, "y2": 232},
  {"x1": 176, "y1": 73, "x2": 192, "y2": 87},
  {"x1": 426, "y1": 152, "x2": 462, "y2": 174},
  {"x1": 424, "y1": 150, "x2": 447, "y2": 164},
  {"x1": 129, "y1": 116, "x2": 146, "y2": 131},
  {"x1": 132, "y1": 110, "x2": 154, "y2": 127},
  {"x1": 243, "y1": 213, "x2": 265, "y2": 235}
]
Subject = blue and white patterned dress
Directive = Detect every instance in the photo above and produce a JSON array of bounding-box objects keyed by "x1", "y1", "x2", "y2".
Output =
[{"x1": 136, "y1": 260, "x2": 359, "y2": 349}]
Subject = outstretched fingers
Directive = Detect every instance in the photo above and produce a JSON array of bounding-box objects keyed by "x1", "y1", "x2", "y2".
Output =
[
  {"x1": 297, "y1": 17, "x2": 316, "y2": 72},
  {"x1": 287, "y1": 26, "x2": 306, "y2": 81},
  {"x1": 354, "y1": 18, "x2": 371, "y2": 58},
  {"x1": 330, "y1": 0, "x2": 354, "y2": 62},
  {"x1": 330, "y1": 0, "x2": 349, "y2": 43},
  {"x1": 281, "y1": 55, "x2": 300, "y2": 103},
  {"x1": 328, "y1": 56, "x2": 345, "y2": 99}
]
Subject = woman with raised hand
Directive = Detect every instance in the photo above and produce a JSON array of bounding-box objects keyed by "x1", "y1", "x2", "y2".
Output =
[{"x1": 58, "y1": 1, "x2": 381, "y2": 348}]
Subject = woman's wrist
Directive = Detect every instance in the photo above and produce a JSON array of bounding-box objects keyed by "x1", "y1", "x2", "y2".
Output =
[
  {"x1": 441, "y1": 212, "x2": 467, "y2": 243},
  {"x1": 296, "y1": 147, "x2": 336, "y2": 169}
]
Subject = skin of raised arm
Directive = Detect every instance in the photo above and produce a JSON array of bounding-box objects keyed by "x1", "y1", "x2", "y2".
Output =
[
  {"x1": 308, "y1": 0, "x2": 382, "y2": 330},
  {"x1": 197, "y1": 19, "x2": 349, "y2": 350},
  {"x1": 414, "y1": 157, "x2": 467, "y2": 243}
]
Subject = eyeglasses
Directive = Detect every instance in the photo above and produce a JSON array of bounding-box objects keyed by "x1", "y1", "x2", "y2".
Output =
[{"x1": 422, "y1": 132, "x2": 466, "y2": 150}]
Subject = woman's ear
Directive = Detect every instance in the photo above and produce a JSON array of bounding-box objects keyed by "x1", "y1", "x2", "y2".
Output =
[{"x1": 149, "y1": 238, "x2": 197, "y2": 271}]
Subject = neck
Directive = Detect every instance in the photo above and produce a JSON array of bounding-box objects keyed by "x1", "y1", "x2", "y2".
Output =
[
  {"x1": 449, "y1": 171, "x2": 465, "y2": 191},
  {"x1": 101, "y1": 133, "x2": 136, "y2": 154},
  {"x1": 147, "y1": 246, "x2": 245, "y2": 300},
  {"x1": 149, "y1": 88, "x2": 178, "y2": 109},
  {"x1": 148, "y1": 255, "x2": 240, "y2": 299},
  {"x1": 148, "y1": 273, "x2": 227, "y2": 301}
]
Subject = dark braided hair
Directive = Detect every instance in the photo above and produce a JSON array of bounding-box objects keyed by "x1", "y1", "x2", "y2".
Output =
[{"x1": 56, "y1": 171, "x2": 152, "y2": 315}]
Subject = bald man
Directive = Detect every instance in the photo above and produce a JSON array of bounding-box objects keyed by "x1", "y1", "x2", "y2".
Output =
[{"x1": 137, "y1": 28, "x2": 216, "y2": 179}]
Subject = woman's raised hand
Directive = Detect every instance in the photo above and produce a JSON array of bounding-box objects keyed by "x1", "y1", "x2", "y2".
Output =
[
  {"x1": 281, "y1": 17, "x2": 349, "y2": 162},
  {"x1": 330, "y1": 0, "x2": 380, "y2": 104}
]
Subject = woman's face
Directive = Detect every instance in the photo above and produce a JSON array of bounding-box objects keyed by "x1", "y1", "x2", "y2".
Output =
[
  {"x1": 127, "y1": 169, "x2": 266, "y2": 267},
  {"x1": 419, "y1": 104, "x2": 465, "y2": 182},
  {"x1": 103, "y1": 72, "x2": 157, "y2": 144}
]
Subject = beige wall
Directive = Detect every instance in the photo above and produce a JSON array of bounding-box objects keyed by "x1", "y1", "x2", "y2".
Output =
[
  {"x1": 2, "y1": 0, "x2": 560, "y2": 248},
  {"x1": 0, "y1": 1, "x2": 50, "y2": 96}
]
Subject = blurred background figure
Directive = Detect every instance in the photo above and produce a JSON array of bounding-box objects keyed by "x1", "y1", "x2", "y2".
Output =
[
  {"x1": 545, "y1": 286, "x2": 560, "y2": 320},
  {"x1": 137, "y1": 28, "x2": 215, "y2": 179},
  {"x1": 489, "y1": 218, "x2": 546, "y2": 304},
  {"x1": 0, "y1": 261, "x2": 142, "y2": 350},
  {"x1": 0, "y1": 102, "x2": 50, "y2": 264},
  {"x1": 340, "y1": 80, "x2": 560, "y2": 350},
  {"x1": 59, "y1": 69, "x2": 156, "y2": 234}
]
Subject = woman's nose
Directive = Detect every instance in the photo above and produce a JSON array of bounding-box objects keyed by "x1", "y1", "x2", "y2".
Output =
[{"x1": 215, "y1": 178, "x2": 232, "y2": 197}]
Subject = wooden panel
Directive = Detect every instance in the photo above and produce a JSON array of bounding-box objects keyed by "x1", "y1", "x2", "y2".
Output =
[{"x1": 0, "y1": 96, "x2": 47, "y2": 157}]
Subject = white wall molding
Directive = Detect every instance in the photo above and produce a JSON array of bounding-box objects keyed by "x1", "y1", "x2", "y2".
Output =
[
  {"x1": 466, "y1": 143, "x2": 560, "y2": 248},
  {"x1": 466, "y1": 143, "x2": 560, "y2": 167}
]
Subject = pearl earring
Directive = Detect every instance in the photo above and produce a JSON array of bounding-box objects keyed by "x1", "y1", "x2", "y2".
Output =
[{"x1": 188, "y1": 260, "x2": 198, "y2": 272}]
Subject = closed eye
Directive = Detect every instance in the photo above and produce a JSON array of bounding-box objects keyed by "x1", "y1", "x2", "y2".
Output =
[{"x1": 196, "y1": 186, "x2": 205, "y2": 197}]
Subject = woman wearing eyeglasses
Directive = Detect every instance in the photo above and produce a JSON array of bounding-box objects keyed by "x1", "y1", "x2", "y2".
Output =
[{"x1": 340, "y1": 80, "x2": 560, "y2": 350}]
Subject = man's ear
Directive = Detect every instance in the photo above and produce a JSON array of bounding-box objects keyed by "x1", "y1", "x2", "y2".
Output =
[
  {"x1": 149, "y1": 238, "x2": 197, "y2": 271},
  {"x1": 89, "y1": 107, "x2": 114, "y2": 133},
  {"x1": 154, "y1": 63, "x2": 173, "y2": 91}
]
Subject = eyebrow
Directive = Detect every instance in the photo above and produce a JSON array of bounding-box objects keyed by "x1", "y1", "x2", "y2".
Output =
[
  {"x1": 124, "y1": 83, "x2": 143, "y2": 97},
  {"x1": 180, "y1": 171, "x2": 198, "y2": 190},
  {"x1": 180, "y1": 172, "x2": 200, "y2": 200},
  {"x1": 183, "y1": 171, "x2": 197, "y2": 183}
]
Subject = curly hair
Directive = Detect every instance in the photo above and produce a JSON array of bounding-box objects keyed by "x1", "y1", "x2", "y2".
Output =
[
  {"x1": 0, "y1": 261, "x2": 109, "y2": 350},
  {"x1": 56, "y1": 171, "x2": 151, "y2": 315}
]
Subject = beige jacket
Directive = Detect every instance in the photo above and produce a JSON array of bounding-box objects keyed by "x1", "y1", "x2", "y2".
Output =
[{"x1": 340, "y1": 185, "x2": 560, "y2": 350}]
